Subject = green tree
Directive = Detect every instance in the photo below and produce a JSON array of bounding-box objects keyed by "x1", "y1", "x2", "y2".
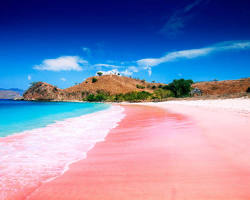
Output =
[
  {"x1": 86, "y1": 94, "x2": 96, "y2": 101},
  {"x1": 92, "y1": 78, "x2": 98, "y2": 83},
  {"x1": 167, "y1": 79, "x2": 193, "y2": 97},
  {"x1": 95, "y1": 93, "x2": 107, "y2": 101},
  {"x1": 97, "y1": 72, "x2": 103, "y2": 76}
]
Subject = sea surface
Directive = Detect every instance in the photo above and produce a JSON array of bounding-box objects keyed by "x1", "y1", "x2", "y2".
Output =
[
  {"x1": 0, "y1": 99, "x2": 109, "y2": 137},
  {"x1": 0, "y1": 99, "x2": 125, "y2": 199}
]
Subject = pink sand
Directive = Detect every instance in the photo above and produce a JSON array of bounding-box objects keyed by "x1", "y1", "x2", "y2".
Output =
[{"x1": 26, "y1": 104, "x2": 250, "y2": 200}]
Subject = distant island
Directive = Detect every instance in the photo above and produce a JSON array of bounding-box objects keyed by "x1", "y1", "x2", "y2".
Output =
[
  {"x1": 0, "y1": 88, "x2": 24, "y2": 99},
  {"x1": 23, "y1": 75, "x2": 250, "y2": 102}
]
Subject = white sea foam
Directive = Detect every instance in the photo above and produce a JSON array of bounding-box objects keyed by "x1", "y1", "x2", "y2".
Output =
[{"x1": 0, "y1": 105, "x2": 125, "y2": 199}]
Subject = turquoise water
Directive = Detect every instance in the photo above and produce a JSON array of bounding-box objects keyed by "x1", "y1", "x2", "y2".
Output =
[{"x1": 0, "y1": 99, "x2": 110, "y2": 137}]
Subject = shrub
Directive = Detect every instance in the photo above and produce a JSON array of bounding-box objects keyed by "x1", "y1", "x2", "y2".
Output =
[
  {"x1": 162, "y1": 85, "x2": 168, "y2": 90},
  {"x1": 96, "y1": 90, "x2": 109, "y2": 101},
  {"x1": 53, "y1": 87, "x2": 58, "y2": 92},
  {"x1": 123, "y1": 91, "x2": 151, "y2": 102},
  {"x1": 123, "y1": 92, "x2": 138, "y2": 101},
  {"x1": 153, "y1": 89, "x2": 173, "y2": 99},
  {"x1": 247, "y1": 87, "x2": 250, "y2": 93},
  {"x1": 136, "y1": 91, "x2": 151, "y2": 100},
  {"x1": 92, "y1": 78, "x2": 98, "y2": 83},
  {"x1": 136, "y1": 84, "x2": 145, "y2": 89},
  {"x1": 86, "y1": 94, "x2": 96, "y2": 101},
  {"x1": 95, "y1": 93, "x2": 107, "y2": 101},
  {"x1": 167, "y1": 79, "x2": 194, "y2": 97},
  {"x1": 85, "y1": 90, "x2": 110, "y2": 102},
  {"x1": 114, "y1": 94, "x2": 124, "y2": 102}
]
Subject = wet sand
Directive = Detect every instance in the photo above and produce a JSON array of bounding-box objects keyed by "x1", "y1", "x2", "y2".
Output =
[{"x1": 27, "y1": 103, "x2": 250, "y2": 200}]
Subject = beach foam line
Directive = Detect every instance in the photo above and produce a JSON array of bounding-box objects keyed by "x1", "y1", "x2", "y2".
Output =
[{"x1": 0, "y1": 105, "x2": 125, "y2": 200}]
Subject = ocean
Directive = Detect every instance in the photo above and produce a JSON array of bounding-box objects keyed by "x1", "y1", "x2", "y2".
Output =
[
  {"x1": 0, "y1": 99, "x2": 109, "y2": 137},
  {"x1": 0, "y1": 99, "x2": 125, "y2": 199}
]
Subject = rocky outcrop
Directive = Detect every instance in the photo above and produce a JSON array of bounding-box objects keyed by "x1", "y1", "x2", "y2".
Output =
[
  {"x1": 23, "y1": 82, "x2": 84, "y2": 101},
  {"x1": 23, "y1": 82, "x2": 61, "y2": 100},
  {"x1": 191, "y1": 88, "x2": 202, "y2": 96}
]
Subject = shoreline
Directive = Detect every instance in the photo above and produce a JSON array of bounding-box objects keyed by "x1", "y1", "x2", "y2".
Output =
[
  {"x1": 27, "y1": 98, "x2": 250, "y2": 200},
  {"x1": 0, "y1": 105, "x2": 125, "y2": 200}
]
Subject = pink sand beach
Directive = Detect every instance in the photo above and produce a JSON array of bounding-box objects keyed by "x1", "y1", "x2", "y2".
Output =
[{"x1": 2, "y1": 99, "x2": 250, "y2": 200}]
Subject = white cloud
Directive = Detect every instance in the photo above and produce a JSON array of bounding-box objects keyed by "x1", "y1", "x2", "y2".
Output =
[
  {"x1": 96, "y1": 66, "x2": 138, "y2": 77},
  {"x1": 143, "y1": 66, "x2": 152, "y2": 76},
  {"x1": 60, "y1": 77, "x2": 67, "y2": 82},
  {"x1": 93, "y1": 63, "x2": 138, "y2": 71},
  {"x1": 27, "y1": 75, "x2": 31, "y2": 80},
  {"x1": 128, "y1": 66, "x2": 138, "y2": 73},
  {"x1": 93, "y1": 63, "x2": 121, "y2": 68},
  {"x1": 33, "y1": 56, "x2": 87, "y2": 71},
  {"x1": 120, "y1": 69, "x2": 133, "y2": 76},
  {"x1": 120, "y1": 66, "x2": 139, "y2": 76},
  {"x1": 137, "y1": 40, "x2": 250, "y2": 67}
]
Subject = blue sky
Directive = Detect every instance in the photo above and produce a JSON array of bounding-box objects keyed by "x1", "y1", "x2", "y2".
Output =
[{"x1": 1, "y1": 0, "x2": 250, "y2": 89}]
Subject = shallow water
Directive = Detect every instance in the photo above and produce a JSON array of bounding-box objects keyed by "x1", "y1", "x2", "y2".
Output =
[{"x1": 0, "y1": 100, "x2": 109, "y2": 137}]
